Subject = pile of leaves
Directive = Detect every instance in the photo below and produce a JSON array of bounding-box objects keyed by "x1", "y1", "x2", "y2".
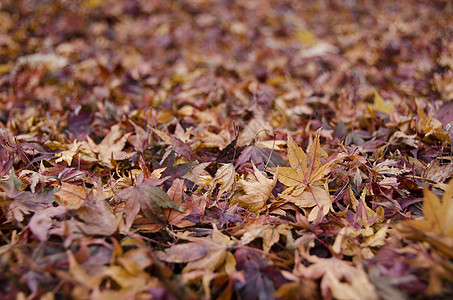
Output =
[{"x1": 1, "y1": 0, "x2": 453, "y2": 298}]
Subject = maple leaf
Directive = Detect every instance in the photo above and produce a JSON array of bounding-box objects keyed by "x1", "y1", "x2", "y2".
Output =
[
  {"x1": 133, "y1": 179, "x2": 196, "y2": 232},
  {"x1": 54, "y1": 182, "x2": 87, "y2": 209},
  {"x1": 1, "y1": 170, "x2": 56, "y2": 223},
  {"x1": 211, "y1": 163, "x2": 236, "y2": 200},
  {"x1": 149, "y1": 126, "x2": 199, "y2": 161},
  {"x1": 397, "y1": 180, "x2": 453, "y2": 258},
  {"x1": 368, "y1": 89, "x2": 394, "y2": 115},
  {"x1": 54, "y1": 139, "x2": 79, "y2": 166},
  {"x1": 75, "y1": 190, "x2": 122, "y2": 236},
  {"x1": 158, "y1": 225, "x2": 235, "y2": 273},
  {"x1": 239, "y1": 223, "x2": 291, "y2": 252},
  {"x1": 19, "y1": 161, "x2": 55, "y2": 193},
  {"x1": 117, "y1": 180, "x2": 185, "y2": 229},
  {"x1": 278, "y1": 130, "x2": 334, "y2": 197},
  {"x1": 231, "y1": 163, "x2": 277, "y2": 213},
  {"x1": 280, "y1": 182, "x2": 332, "y2": 222},
  {"x1": 287, "y1": 252, "x2": 378, "y2": 300},
  {"x1": 28, "y1": 206, "x2": 67, "y2": 241},
  {"x1": 129, "y1": 119, "x2": 150, "y2": 153},
  {"x1": 235, "y1": 142, "x2": 286, "y2": 170},
  {"x1": 87, "y1": 124, "x2": 132, "y2": 168},
  {"x1": 332, "y1": 225, "x2": 388, "y2": 259}
]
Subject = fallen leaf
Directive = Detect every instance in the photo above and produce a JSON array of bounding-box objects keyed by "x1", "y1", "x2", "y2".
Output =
[
  {"x1": 133, "y1": 179, "x2": 196, "y2": 232},
  {"x1": 280, "y1": 182, "x2": 332, "y2": 221},
  {"x1": 231, "y1": 164, "x2": 276, "y2": 213},
  {"x1": 55, "y1": 182, "x2": 87, "y2": 209},
  {"x1": 158, "y1": 225, "x2": 234, "y2": 273},
  {"x1": 397, "y1": 180, "x2": 453, "y2": 257},
  {"x1": 28, "y1": 206, "x2": 67, "y2": 241},
  {"x1": 87, "y1": 124, "x2": 132, "y2": 168},
  {"x1": 76, "y1": 197, "x2": 121, "y2": 236},
  {"x1": 55, "y1": 140, "x2": 79, "y2": 166},
  {"x1": 294, "y1": 253, "x2": 378, "y2": 300},
  {"x1": 278, "y1": 130, "x2": 333, "y2": 197},
  {"x1": 211, "y1": 163, "x2": 236, "y2": 200},
  {"x1": 368, "y1": 89, "x2": 394, "y2": 115},
  {"x1": 239, "y1": 224, "x2": 291, "y2": 252},
  {"x1": 117, "y1": 180, "x2": 184, "y2": 225}
]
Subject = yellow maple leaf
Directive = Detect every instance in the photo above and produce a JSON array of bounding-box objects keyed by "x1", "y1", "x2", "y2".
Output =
[
  {"x1": 55, "y1": 140, "x2": 79, "y2": 166},
  {"x1": 368, "y1": 89, "x2": 394, "y2": 115},
  {"x1": 397, "y1": 180, "x2": 453, "y2": 258},
  {"x1": 212, "y1": 163, "x2": 236, "y2": 200},
  {"x1": 231, "y1": 164, "x2": 276, "y2": 212},
  {"x1": 278, "y1": 130, "x2": 333, "y2": 196},
  {"x1": 404, "y1": 181, "x2": 453, "y2": 236}
]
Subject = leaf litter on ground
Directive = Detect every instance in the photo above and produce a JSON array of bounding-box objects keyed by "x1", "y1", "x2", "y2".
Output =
[{"x1": 1, "y1": 0, "x2": 453, "y2": 298}]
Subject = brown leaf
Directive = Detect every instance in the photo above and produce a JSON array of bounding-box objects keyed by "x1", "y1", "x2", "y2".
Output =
[
  {"x1": 76, "y1": 193, "x2": 121, "y2": 236},
  {"x1": 87, "y1": 124, "x2": 132, "y2": 168},
  {"x1": 117, "y1": 181, "x2": 184, "y2": 225},
  {"x1": 55, "y1": 182, "x2": 87, "y2": 209}
]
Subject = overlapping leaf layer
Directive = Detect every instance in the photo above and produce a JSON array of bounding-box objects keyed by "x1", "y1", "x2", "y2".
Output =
[{"x1": 1, "y1": 0, "x2": 453, "y2": 298}]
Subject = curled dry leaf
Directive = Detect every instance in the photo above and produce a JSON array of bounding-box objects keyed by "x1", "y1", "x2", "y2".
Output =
[
  {"x1": 231, "y1": 163, "x2": 277, "y2": 213},
  {"x1": 291, "y1": 252, "x2": 378, "y2": 300},
  {"x1": 211, "y1": 163, "x2": 236, "y2": 200},
  {"x1": 158, "y1": 225, "x2": 234, "y2": 273}
]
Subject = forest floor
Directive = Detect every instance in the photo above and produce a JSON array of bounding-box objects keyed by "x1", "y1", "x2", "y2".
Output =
[{"x1": 1, "y1": 0, "x2": 453, "y2": 299}]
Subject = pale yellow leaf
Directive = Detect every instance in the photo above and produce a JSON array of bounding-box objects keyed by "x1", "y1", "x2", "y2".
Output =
[
  {"x1": 55, "y1": 140, "x2": 79, "y2": 166},
  {"x1": 278, "y1": 130, "x2": 333, "y2": 196},
  {"x1": 364, "y1": 226, "x2": 388, "y2": 248},
  {"x1": 280, "y1": 183, "x2": 332, "y2": 221},
  {"x1": 213, "y1": 163, "x2": 236, "y2": 199},
  {"x1": 326, "y1": 267, "x2": 378, "y2": 300},
  {"x1": 231, "y1": 164, "x2": 276, "y2": 212}
]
